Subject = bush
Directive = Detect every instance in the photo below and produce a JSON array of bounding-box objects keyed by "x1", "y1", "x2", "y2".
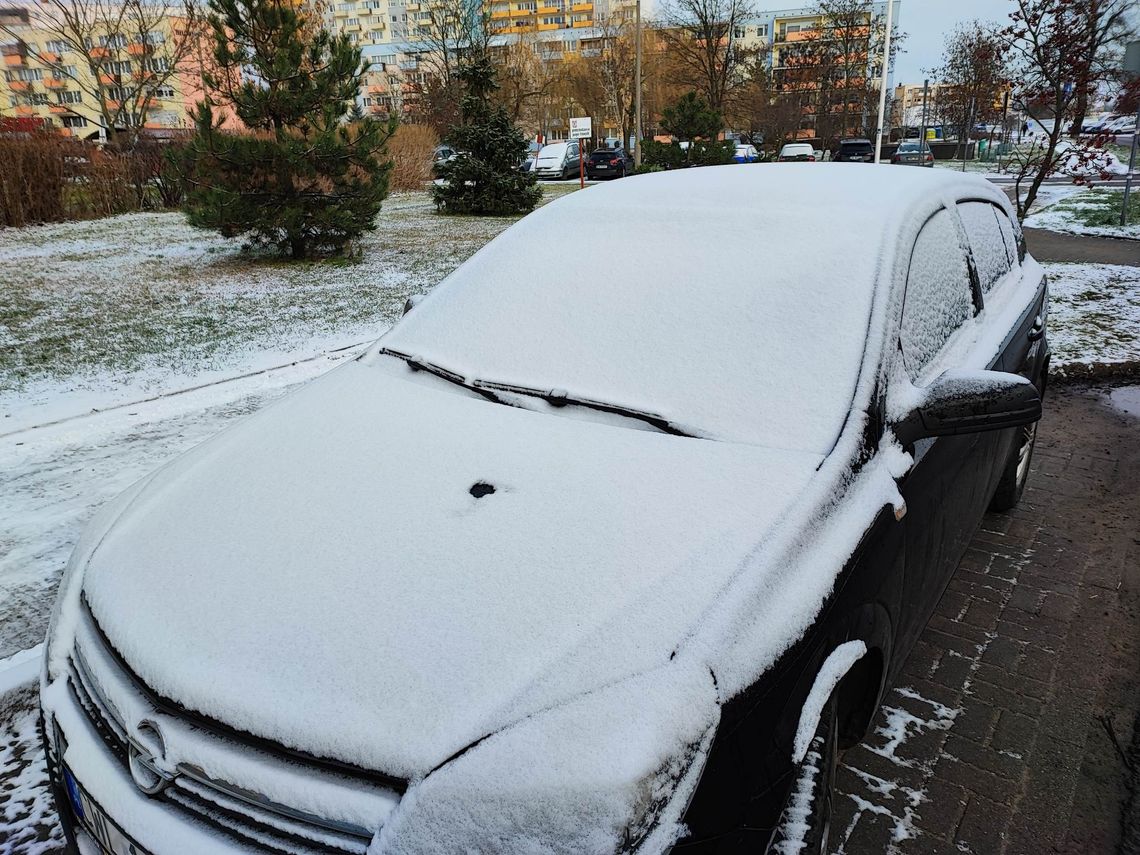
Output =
[
  {"x1": 0, "y1": 133, "x2": 140, "y2": 228},
  {"x1": 634, "y1": 163, "x2": 665, "y2": 174},
  {"x1": 688, "y1": 139, "x2": 736, "y2": 167},
  {"x1": 388, "y1": 124, "x2": 439, "y2": 191},
  {"x1": 640, "y1": 139, "x2": 686, "y2": 170}
]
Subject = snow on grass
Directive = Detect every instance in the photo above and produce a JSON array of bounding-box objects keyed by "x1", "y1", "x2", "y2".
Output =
[
  {"x1": 0, "y1": 687, "x2": 63, "y2": 855},
  {"x1": 1024, "y1": 187, "x2": 1140, "y2": 239},
  {"x1": 1045, "y1": 263, "x2": 1140, "y2": 375},
  {"x1": 0, "y1": 186, "x2": 579, "y2": 431}
]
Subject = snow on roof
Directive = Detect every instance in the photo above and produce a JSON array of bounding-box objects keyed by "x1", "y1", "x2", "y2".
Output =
[{"x1": 383, "y1": 164, "x2": 987, "y2": 454}]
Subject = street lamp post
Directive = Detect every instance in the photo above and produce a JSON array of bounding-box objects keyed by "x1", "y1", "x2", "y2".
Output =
[
  {"x1": 872, "y1": 0, "x2": 895, "y2": 164},
  {"x1": 634, "y1": 0, "x2": 642, "y2": 169},
  {"x1": 1120, "y1": 40, "x2": 1140, "y2": 227}
]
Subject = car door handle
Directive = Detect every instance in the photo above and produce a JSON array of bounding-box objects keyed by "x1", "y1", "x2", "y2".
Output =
[{"x1": 1028, "y1": 315, "x2": 1044, "y2": 342}]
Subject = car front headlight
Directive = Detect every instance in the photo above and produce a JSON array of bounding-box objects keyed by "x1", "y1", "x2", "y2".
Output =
[{"x1": 377, "y1": 658, "x2": 720, "y2": 855}]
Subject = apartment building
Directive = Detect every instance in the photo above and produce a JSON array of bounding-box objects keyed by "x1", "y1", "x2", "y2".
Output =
[{"x1": 0, "y1": 8, "x2": 205, "y2": 139}]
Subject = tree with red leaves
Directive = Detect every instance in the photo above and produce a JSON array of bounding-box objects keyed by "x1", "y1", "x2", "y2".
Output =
[{"x1": 1000, "y1": 0, "x2": 1133, "y2": 219}]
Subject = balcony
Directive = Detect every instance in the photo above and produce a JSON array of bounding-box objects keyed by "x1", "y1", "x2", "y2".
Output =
[
  {"x1": 537, "y1": 20, "x2": 561, "y2": 29},
  {"x1": 90, "y1": 46, "x2": 111, "y2": 59},
  {"x1": 490, "y1": 7, "x2": 512, "y2": 17},
  {"x1": 571, "y1": 17, "x2": 590, "y2": 26},
  {"x1": 571, "y1": 2, "x2": 591, "y2": 11},
  {"x1": 49, "y1": 103, "x2": 71, "y2": 114},
  {"x1": 44, "y1": 77, "x2": 67, "y2": 88},
  {"x1": 40, "y1": 51, "x2": 61, "y2": 63},
  {"x1": 14, "y1": 105, "x2": 35, "y2": 116},
  {"x1": 3, "y1": 53, "x2": 25, "y2": 67},
  {"x1": 8, "y1": 80, "x2": 30, "y2": 92},
  {"x1": 127, "y1": 42, "x2": 149, "y2": 56},
  {"x1": 397, "y1": 58, "x2": 417, "y2": 70},
  {"x1": 99, "y1": 73, "x2": 118, "y2": 84}
]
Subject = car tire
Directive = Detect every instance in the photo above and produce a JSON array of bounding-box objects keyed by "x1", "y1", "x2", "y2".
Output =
[
  {"x1": 768, "y1": 693, "x2": 837, "y2": 855},
  {"x1": 989, "y1": 420, "x2": 1039, "y2": 511}
]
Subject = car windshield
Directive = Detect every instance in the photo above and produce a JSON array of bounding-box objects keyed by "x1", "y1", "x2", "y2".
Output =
[
  {"x1": 539, "y1": 144, "x2": 567, "y2": 159},
  {"x1": 381, "y1": 169, "x2": 883, "y2": 454},
  {"x1": 898, "y1": 142, "x2": 928, "y2": 153}
]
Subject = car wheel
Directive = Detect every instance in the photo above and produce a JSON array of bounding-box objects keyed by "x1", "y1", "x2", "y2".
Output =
[
  {"x1": 768, "y1": 693, "x2": 837, "y2": 855},
  {"x1": 989, "y1": 420, "x2": 1039, "y2": 511}
]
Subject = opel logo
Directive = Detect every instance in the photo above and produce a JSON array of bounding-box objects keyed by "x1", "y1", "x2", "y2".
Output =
[{"x1": 128, "y1": 719, "x2": 172, "y2": 796}]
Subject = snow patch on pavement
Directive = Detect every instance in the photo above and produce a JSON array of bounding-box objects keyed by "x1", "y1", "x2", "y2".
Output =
[
  {"x1": 0, "y1": 688, "x2": 63, "y2": 855},
  {"x1": 1044, "y1": 263, "x2": 1140, "y2": 372},
  {"x1": 0, "y1": 647, "x2": 42, "y2": 696}
]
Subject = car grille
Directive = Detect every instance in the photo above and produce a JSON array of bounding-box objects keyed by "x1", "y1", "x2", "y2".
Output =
[{"x1": 67, "y1": 604, "x2": 400, "y2": 854}]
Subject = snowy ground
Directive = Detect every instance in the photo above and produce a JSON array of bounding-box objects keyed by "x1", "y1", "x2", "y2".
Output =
[
  {"x1": 1043, "y1": 262, "x2": 1140, "y2": 376},
  {"x1": 1024, "y1": 187, "x2": 1140, "y2": 239}
]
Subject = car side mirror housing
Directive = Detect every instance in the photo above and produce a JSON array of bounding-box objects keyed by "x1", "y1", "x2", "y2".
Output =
[
  {"x1": 894, "y1": 369, "x2": 1041, "y2": 446},
  {"x1": 402, "y1": 294, "x2": 424, "y2": 316}
]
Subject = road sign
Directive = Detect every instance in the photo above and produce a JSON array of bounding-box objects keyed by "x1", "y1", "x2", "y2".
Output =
[{"x1": 569, "y1": 117, "x2": 592, "y2": 140}]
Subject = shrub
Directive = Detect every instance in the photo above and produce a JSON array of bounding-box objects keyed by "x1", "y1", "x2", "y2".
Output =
[
  {"x1": 389, "y1": 124, "x2": 438, "y2": 191},
  {"x1": 640, "y1": 139, "x2": 686, "y2": 170},
  {"x1": 634, "y1": 163, "x2": 665, "y2": 174},
  {"x1": 688, "y1": 139, "x2": 736, "y2": 167}
]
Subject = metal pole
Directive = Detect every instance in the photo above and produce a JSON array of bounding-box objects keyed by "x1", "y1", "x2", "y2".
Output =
[
  {"x1": 961, "y1": 96, "x2": 973, "y2": 172},
  {"x1": 998, "y1": 89, "x2": 1009, "y2": 171},
  {"x1": 919, "y1": 78, "x2": 928, "y2": 149},
  {"x1": 1121, "y1": 103, "x2": 1139, "y2": 226},
  {"x1": 634, "y1": 0, "x2": 642, "y2": 169},
  {"x1": 873, "y1": 0, "x2": 895, "y2": 164}
]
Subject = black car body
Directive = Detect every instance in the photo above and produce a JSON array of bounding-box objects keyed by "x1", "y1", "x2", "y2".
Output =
[
  {"x1": 41, "y1": 166, "x2": 1046, "y2": 855},
  {"x1": 586, "y1": 148, "x2": 634, "y2": 179},
  {"x1": 833, "y1": 138, "x2": 875, "y2": 163}
]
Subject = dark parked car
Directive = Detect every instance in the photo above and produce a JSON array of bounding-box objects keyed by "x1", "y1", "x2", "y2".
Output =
[
  {"x1": 833, "y1": 137, "x2": 875, "y2": 162},
  {"x1": 42, "y1": 166, "x2": 1046, "y2": 855},
  {"x1": 891, "y1": 140, "x2": 935, "y2": 167},
  {"x1": 586, "y1": 147, "x2": 633, "y2": 179}
]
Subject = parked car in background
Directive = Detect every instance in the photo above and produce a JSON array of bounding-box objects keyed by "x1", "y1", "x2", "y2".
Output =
[
  {"x1": 533, "y1": 141, "x2": 582, "y2": 180},
  {"x1": 890, "y1": 140, "x2": 935, "y2": 167},
  {"x1": 1108, "y1": 115, "x2": 1137, "y2": 135},
  {"x1": 777, "y1": 142, "x2": 817, "y2": 162},
  {"x1": 586, "y1": 147, "x2": 633, "y2": 179},
  {"x1": 432, "y1": 144, "x2": 459, "y2": 176},
  {"x1": 42, "y1": 165, "x2": 1047, "y2": 855},
  {"x1": 733, "y1": 143, "x2": 760, "y2": 163},
  {"x1": 833, "y1": 138, "x2": 875, "y2": 163}
]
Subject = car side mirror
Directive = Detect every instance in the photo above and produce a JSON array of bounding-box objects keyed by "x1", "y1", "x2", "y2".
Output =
[
  {"x1": 402, "y1": 294, "x2": 424, "y2": 316},
  {"x1": 893, "y1": 369, "x2": 1041, "y2": 446}
]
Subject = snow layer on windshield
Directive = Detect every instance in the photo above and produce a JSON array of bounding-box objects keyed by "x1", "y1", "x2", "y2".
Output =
[{"x1": 382, "y1": 165, "x2": 951, "y2": 454}]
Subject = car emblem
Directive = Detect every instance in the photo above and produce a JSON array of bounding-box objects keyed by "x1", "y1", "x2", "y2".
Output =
[{"x1": 128, "y1": 719, "x2": 172, "y2": 795}]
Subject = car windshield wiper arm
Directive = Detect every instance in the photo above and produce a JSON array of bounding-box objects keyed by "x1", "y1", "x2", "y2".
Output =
[
  {"x1": 377, "y1": 348, "x2": 508, "y2": 406},
  {"x1": 472, "y1": 380, "x2": 694, "y2": 438}
]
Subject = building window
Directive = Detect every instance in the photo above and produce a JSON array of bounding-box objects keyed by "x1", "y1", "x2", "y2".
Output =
[
  {"x1": 31, "y1": 92, "x2": 50, "y2": 105},
  {"x1": 146, "y1": 31, "x2": 165, "y2": 44},
  {"x1": 99, "y1": 33, "x2": 128, "y2": 48},
  {"x1": 57, "y1": 90, "x2": 83, "y2": 104},
  {"x1": 108, "y1": 60, "x2": 132, "y2": 74},
  {"x1": 758, "y1": 25, "x2": 767, "y2": 36},
  {"x1": 62, "y1": 115, "x2": 87, "y2": 128},
  {"x1": 45, "y1": 39, "x2": 70, "y2": 53},
  {"x1": 105, "y1": 86, "x2": 129, "y2": 100},
  {"x1": 152, "y1": 85, "x2": 174, "y2": 98},
  {"x1": 141, "y1": 57, "x2": 169, "y2": 72}
]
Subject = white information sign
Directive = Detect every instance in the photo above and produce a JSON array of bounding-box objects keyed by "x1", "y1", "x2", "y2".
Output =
[{"x1": 569, "y1": 117, "x2": 592, "y2": 139}]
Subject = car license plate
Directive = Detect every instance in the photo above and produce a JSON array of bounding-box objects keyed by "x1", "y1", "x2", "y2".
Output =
[
  {"x1": 64, "y1": 767, "x2": 151, "y2": 855},
  {"x1": 596, "y1": 164, "x2": 608, "y2": 168}
]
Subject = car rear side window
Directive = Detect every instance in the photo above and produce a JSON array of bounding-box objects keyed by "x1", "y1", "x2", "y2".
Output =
[
  {"x1": 958, "y1": 201, "x2": 1011, "y2": 294},
  {"x1": 901, "y1": 209, "x2": 974, "y2": 379},
  {"x1": 992, "y1": 206, "x2": 1019, "y2": 268}
]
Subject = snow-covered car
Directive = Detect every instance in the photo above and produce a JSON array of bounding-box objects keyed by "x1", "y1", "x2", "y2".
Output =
[{"x1": 41, "y1": 166, "x2": 1048, "y2": 855}]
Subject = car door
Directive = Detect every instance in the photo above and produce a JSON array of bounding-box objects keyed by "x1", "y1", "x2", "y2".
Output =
[
  {"x1": 892, "y1": 207, "x2": 988, "y2": 654},
  {"x1": 958, "y1": 200, "x2": 1049, "y2": 497}
]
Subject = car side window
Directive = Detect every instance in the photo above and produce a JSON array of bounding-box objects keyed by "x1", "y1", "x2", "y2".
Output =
[
  {"x1": 958, "y1": 201, "x2": 1011, "y2": 293},
  {"x1": 900, "y1": 209, "x2": 975, "y2": 380},
  {"x1": 992, "y1": 206, "x2": 1019, "y2": 269}
]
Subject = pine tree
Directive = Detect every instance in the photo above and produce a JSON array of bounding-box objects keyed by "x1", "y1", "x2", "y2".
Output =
[
  {"x1": 431, "y1": 54, "x2": 541, "y2": 216},
  {"x1": 178, "y1": 0, "x2": 395, "y2": 258}
]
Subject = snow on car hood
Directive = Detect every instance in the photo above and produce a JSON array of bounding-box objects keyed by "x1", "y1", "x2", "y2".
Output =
[{"x1": 80, "y1": 362, "x2": 821, "y2": 780}]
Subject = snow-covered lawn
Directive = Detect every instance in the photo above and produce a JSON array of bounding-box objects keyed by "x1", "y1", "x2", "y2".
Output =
[
  {"x1": 0, "y1": 184, "x2": 580, "y2": 433},
  {"x1": 1024, "y1": 187, "x2": 1140, "y2": 239},
  {"x1": 1044, "y1": 262, "x2": 1140, "y2": 376}
]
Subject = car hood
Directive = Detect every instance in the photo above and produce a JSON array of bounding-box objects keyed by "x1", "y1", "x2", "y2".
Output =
[{"x1": 81, "y1": 361, "x2": 821, "y2": 780}]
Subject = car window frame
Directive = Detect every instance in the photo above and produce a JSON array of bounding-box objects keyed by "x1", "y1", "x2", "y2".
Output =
[{"x1": 955, "y1": 198, "x2": 1014, "y2": 297}]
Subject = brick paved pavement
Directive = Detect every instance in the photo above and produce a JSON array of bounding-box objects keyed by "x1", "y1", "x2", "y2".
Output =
[{"x1": 830, "y1": 383, "x2": 1140, "y2": 855}]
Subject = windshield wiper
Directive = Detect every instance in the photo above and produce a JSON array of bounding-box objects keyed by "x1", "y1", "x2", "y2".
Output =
[
  {"x1": 377, "y1": 348, "x2": 508, "y2": 406},
  {"x1": 472, "y1": 380, "x2": 694, "y2": 437}
]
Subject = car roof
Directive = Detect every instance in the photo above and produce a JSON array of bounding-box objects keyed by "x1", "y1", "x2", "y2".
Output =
[
  {"x1": 840, "y1": 138, "x2": 872, "y2": 144},
  {"x1": 780, "y1": 142, "x2": 814, "y2": 149},
  {"x1": 384, "y1": 165, "x2": 1009, "y2": 452}
]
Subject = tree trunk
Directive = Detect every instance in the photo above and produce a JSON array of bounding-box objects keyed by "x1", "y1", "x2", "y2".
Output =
[{"x1": 290, "y1": 234, "x2": 307, "y2": 259}]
